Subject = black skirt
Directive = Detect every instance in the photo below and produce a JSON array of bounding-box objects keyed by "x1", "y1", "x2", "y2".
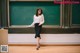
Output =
[{"x1": 34, "y1": 23, "x2": 42, "y2": 39}]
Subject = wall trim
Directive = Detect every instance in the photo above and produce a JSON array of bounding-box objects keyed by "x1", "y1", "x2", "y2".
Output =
[{"x1": 8, "y1": 44, "x2": 80, "y2": 46}]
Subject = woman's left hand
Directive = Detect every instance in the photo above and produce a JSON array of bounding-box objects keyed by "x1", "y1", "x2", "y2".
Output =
[{"x1": 39, "y1": 23, "x2": 41, "y2": 26}]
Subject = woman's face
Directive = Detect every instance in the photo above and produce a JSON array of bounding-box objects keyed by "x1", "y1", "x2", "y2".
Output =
[{"x1": 38, "y1": 9, "x2": 41, "y2": 15}]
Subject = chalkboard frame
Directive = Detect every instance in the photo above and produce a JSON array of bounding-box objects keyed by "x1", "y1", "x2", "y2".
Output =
[
  {"x1": 70, "y1": 4, "x2": 80, "y2": 28},
  {"x1": 7, "y1": 1, "x2": 62, "y2": 28}
]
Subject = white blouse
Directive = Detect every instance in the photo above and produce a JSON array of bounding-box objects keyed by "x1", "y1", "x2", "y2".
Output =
[{"x1": 30, "y1": 14, "x2": 44, "y2": 27}]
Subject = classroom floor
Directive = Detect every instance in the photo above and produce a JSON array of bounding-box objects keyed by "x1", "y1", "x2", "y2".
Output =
[{"x1": 9, "y1": 46, "x2": 80, "y2": 53}]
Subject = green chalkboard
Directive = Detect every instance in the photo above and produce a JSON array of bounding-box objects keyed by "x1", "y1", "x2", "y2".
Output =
[
  {"x1": 72, "y1": 4, "x2": 80, "y2": 25},
  {"x1": 9, "y1": 2, "x2": 60, "y2": 26}
]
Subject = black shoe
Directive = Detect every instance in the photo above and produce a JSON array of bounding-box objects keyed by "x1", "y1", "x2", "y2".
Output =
[
  {"x1": 36, "y1": 45, "x2": 40, "y2": 50},
  {"x1": 36, "y1": 47, "x2": 39, "y2": 50}
]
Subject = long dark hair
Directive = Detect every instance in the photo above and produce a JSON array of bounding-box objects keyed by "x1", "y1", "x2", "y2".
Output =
[{"x1": 36, "y1": 8, "x2": 43, "y2": 16}]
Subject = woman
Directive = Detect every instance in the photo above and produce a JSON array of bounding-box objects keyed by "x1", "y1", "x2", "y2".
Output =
[{"x1": 29, "y1": 8, "x2": 45, "y2": 50}]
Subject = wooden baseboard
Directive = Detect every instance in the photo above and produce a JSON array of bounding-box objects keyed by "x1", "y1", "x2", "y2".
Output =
[{"x1": 8, "y1": 44, "x2": 80, "y2": 46}]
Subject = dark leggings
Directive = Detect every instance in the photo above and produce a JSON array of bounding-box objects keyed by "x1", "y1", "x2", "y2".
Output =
[{"x1": 35, "y1": 23, "x2": 42, "y2": 39}]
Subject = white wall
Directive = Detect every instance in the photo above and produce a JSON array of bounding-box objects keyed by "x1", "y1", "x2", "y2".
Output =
[{"x1": 8, "y1": 34, "x2": 80, "y2": 44}]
